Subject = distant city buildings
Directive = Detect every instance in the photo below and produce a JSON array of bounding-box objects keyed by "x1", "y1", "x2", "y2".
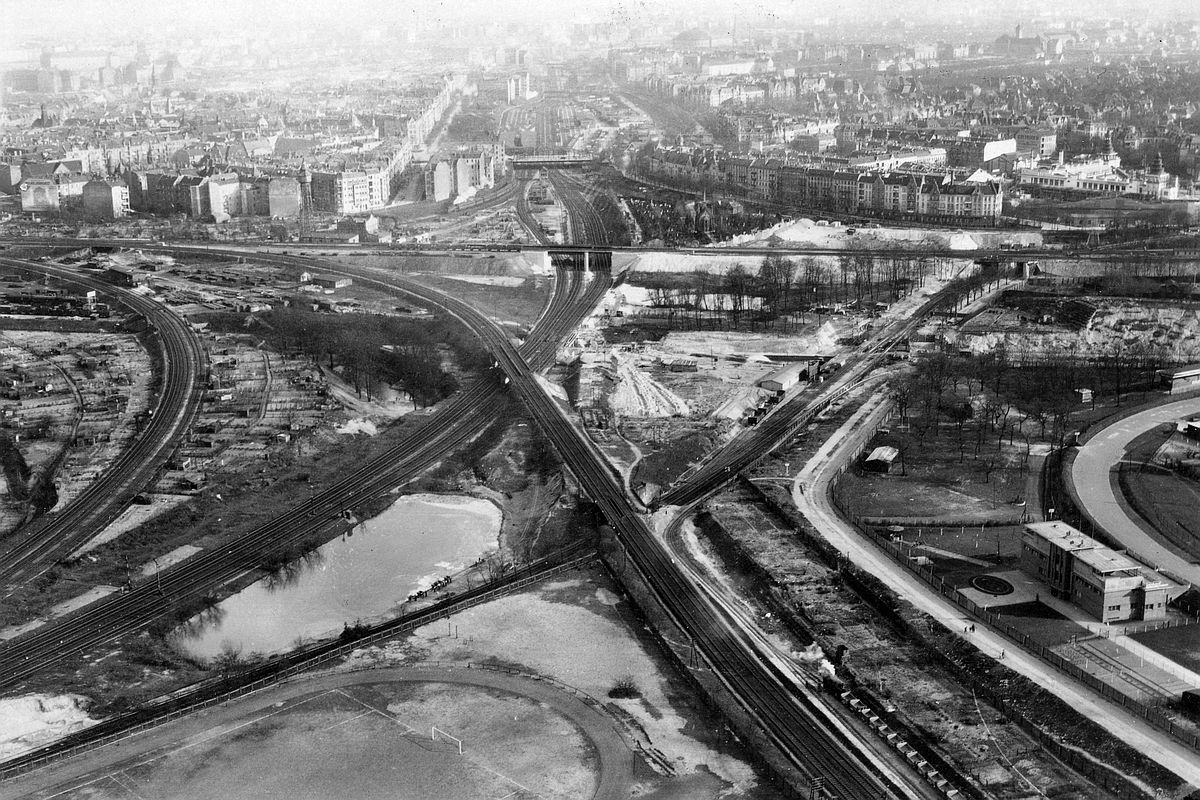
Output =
[
  {"x1": 642, "y1": 145, "x2": 1005, "y2": 224},
  {"x1": 1, "y1": 64, "x2": 470, "y2": 221}
]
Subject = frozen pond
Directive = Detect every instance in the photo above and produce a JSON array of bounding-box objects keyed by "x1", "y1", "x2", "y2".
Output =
[{"x1": 175, "y1": 494, "x2": 500, "y2": 661}]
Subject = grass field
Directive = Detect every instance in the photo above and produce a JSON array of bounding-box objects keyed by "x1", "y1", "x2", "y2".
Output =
[
  {"x1": 1131, "y1": 624, "x2": 1200, "y2": 676},
  {"x1": 996, "y1": 601, "x2": 1093, "y2": 648},
  {"x1": 40, "y1": 682, "x2": 596, "y2": 800}
]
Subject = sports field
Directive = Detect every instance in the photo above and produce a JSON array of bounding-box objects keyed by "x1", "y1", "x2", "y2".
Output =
[{"x1": 28, "y1": 677, "x2": 600, "y2": 800}]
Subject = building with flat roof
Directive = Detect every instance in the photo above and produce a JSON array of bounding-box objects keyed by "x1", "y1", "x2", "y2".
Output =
[
  {"x1": 1157, "y1": 364, "x2": 1200, "y2": 394},
  {"x1": 1020, "y1": 521, "x2": 1182, "y2": 623}
]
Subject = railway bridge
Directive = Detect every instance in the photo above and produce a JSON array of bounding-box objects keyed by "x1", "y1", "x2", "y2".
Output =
[
  {"x1": 542, "y1": 248, "x2": 613, "y2": 272},
  {"x1": 511, "y1": 154, "x2": 600, "y2": 174}
]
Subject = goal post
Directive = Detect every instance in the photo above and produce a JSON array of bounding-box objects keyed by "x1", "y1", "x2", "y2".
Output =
[{"x1": 431, "y1": 726, "x2": 463, "y2": 755}]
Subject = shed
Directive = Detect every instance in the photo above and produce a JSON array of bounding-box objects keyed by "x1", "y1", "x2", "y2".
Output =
[
  {"x1": 863, "y1": 445, "x2": 899, "y2": 474},
  {"x1": 1158, "y1": 364, "x2": 1200, "y2": 394},
  {"x1": 309, "y1": 275, "x2": 352, "y2": 290},
  {"x1": 757, "y1": 359, "x2": 822, "y2": 393}
]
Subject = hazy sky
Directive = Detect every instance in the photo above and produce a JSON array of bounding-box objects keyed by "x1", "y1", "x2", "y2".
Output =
[
  {"x1": 3, "y1": 0, "x2": 1194, "y2": 44},
  {"x1": 4, "y1": 0, "x2": 664, "y2": 39}
]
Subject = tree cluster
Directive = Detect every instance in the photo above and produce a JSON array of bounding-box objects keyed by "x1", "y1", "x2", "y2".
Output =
[{"x1": 898, "y1": 339, "x2": 1167, "y2": 467}]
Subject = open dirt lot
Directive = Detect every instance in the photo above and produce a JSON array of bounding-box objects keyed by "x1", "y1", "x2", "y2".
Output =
[
  {"x1": 1132, "y1": 625, "x2": 1200, "y2": 677},
  {"x1": 344, "y1": 571, "x2": 785, "y2": 800},
  {"x1": 10, "y1": 677, "x2": 600, "y2": 800},
  {"x1": 837, "y1": 429, "x2": 1030, "y2": 527}
]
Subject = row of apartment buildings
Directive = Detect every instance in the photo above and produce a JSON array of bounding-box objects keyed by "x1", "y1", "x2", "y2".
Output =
[
  {"x1": 18, "y1": 145, "x2": 408, "y2": 220},
  {"x1": 6, "y1": 73, "x2": 470, "y2": 220},
  {"x1": 423, "y1": 142, "x2": 505, "y2": 202},
  {"x1": 643, "y1": 146, "x2": 1004, "y2": 224},
  {"x1": 19, "y1": 175, "x2": 129, "y2": 219}
]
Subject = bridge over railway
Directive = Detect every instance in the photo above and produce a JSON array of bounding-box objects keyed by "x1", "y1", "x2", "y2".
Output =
[
  {"x1": 543, "y1": 248, "x2": 614, "y2": 272},
  {"x1": 511, "y1": 154, "x2": 600, "y2": 172}
]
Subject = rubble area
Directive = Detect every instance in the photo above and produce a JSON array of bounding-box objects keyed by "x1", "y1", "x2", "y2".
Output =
[
  {"x1": 0, "y1": 693, "x2": 97, "y2": 761},
  {"x1": 954, "y1": 297, "x2": 1200, "y2": 361},
  {"x1": 716, "y1": 218, "x2": 1043, "y2": 251},
  {"x1": 601, "y1": 349, "x2": 692, "y2": 418}
]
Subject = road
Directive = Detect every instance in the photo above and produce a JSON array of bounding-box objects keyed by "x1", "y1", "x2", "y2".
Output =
[
  {"x1": 0, "y1": 257, "x2": 206, "y2": 589},
  {"x1": 1069, "y1": 396, "x2": 1200, "y2": 586},
  {"x1": 660, "y1": 503, "x2": 943, "y2": 800},
  {"x1": 0, "y1": 253, "x2": 608, "y2": 695},
  {"x1": 792, "y1": 388, "x2": 1200, "y2": 787},
  {"x1": 0, "y1": 242, "x2": 1005, "y2": 797},
  {"x1": 0, "y1": 241, "x2": 927, "y2": 796},
  {"x1": 6, "y1": 234, "x2": 1153, "y2": 264}
]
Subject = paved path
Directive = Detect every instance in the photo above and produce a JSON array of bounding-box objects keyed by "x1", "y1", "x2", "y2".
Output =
[
  {"x1": 1069, "y1": 396, "x2": 1200, "y2": 585},
  {"x1": 0, "y1": 665, "x2": 635, "y2": 800},
  {"x1": 791, "y1": 390, "x2": 1200, "y2": 787}
]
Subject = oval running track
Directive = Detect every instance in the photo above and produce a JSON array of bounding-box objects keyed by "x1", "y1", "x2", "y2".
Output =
[{"x1": 0, "y1": 664, "x2": 635, "y2": 800}]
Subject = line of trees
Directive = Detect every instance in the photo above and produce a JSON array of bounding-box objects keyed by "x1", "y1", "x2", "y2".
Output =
[{"x1": 629, "y1": 250, "x2": 934, "y2": 332}]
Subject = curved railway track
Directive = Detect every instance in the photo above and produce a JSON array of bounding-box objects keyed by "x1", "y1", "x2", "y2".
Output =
[
  {"x1": 0, "y1": 258, "x2": 207, "y2": 589},
  {"x1": 304, "y1": 268, "x2": 899, "y2": 799},
  {"x1": 0, "y1": 243, "x2": 930, "y2": 796},
  {"x1": 0, "y1": 255, "x2": 609, "y2": 694}
]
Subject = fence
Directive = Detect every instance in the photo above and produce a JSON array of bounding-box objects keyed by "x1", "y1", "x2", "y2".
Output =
[
  {"x1": 823, "y1": 406, "x2": 1200, "y2": 757},
  {"x1": 745, "y1": 474, "x2": 1181, "y2": 799},
  {"x1": 0, "y1": 552, "x2": 597, "y2": 782}
]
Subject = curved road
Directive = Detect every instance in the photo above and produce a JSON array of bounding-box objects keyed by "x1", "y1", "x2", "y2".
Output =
[
  {"x1": 791, "y1": 389, "x2": 1200, "y2": 787},
  {"x1": 1069, "y1": 396, "x2": 1200, "y2": 586},
  {"x1": 0, "y1": 665, "x2": 635, "y2": 800}
]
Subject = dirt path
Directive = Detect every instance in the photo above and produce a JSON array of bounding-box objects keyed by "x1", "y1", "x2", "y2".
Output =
[{"x1": 1, "y1": 665, "x2": 636, "y2": 800}]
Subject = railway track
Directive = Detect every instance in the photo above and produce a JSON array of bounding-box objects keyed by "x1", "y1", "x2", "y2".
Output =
[
  {"x1": 0, "y1": 258, "x2": 207, "y2": 589},
  {"x1": 547, "y1": 170, "x2": 614, "y2": 246},
  {"x1": 322, "y1": 269, "x2": 900, "y2": 799},
  {"x1": 0, "y1": 256, "x2": 608, "y2": 694},
  {"x1": 656, "y1": 276, "x2": 975, "y2": 510},
  {"x1": 7, "y1": 234, "x2": 1173, "y2": 264},
  {"x1": 515, "y1": 179, "x2": 554, "y2": 245},
  {"x1": 0, "y1": 242, "x2": 918, "y2": 796}
]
